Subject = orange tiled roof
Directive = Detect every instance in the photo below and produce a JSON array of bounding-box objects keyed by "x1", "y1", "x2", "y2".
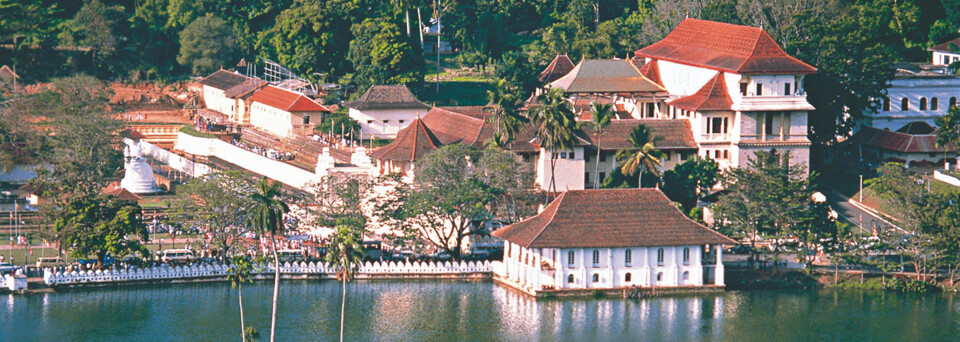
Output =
[
  {"x1": 249, "y1": 86, "x2": 331, "y2": 112},
  {"x1": 667, "y1": 72, "x2": 734, "y2": 112}
]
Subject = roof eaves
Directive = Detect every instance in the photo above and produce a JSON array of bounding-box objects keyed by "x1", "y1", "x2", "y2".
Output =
[{"x1": 525, "y1": 192, "x2": 567, "y2": 248}]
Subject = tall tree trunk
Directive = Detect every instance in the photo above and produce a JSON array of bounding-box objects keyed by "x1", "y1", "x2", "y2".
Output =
[
  {"x1": 549, "y1": 154, "x2": 557, "y2": 202},
  {"x1": 340, "y1": 276, "x2": 347, "y2": 342},
  {"x1": 239, "y1": 284, "x2": 246, "y2": 342},
  {"x1": 594, "y1": 136, "x2": 602, "y2": 189},
  {"x1": 269, "y1": 234, "x2": 280, "y2": 342}
]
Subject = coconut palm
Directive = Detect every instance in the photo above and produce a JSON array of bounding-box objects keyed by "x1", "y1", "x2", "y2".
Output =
[
  {"x1": 587, "y1": 101, "x2": 613, "y2": 189},
  {"x1": 246, "y1": 178, "x2": 289, "y2": 342},
  {"x1": 227, "y1": 255, "x2": 254, "y2": 342},
  {"x1": 616, "y1": 123, "x2": 665, "y2": 188},
  {"x1": 485, "y1": 79, "x2": 527, "y2": 147},
  {"x1": 526, "y1": 88, "x2": 579, "y2": 198},
  {"x1": 325, "y1": 225, "x2": 364, "y2": 342}
]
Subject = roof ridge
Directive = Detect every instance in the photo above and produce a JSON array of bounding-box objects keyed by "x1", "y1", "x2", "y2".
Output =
[
  {"x1": 526, "y1": 192, "x2": 567, "y2": 248},
  {"x1": 652, "y1": 190, "x2": 736, "y2": 244},
  {"x1": 631, "y1": 60, "x2": 667, "y2": 92}
]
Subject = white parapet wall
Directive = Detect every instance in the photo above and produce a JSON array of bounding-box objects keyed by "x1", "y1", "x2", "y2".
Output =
[
  {"x1": 134, "y1": 138, "x2": 214, "y2": 178},
  {"x1": 174, "y1": 132, "x2": 320, "y2": 189},
  {"x1": 934, "y1": 170, "x2": 960, "y2": 188},
  {"x1": 43, "y1": 260, "x2": 493, "y2": 285}
]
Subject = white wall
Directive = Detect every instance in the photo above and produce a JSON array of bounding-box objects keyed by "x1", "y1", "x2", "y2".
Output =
[
  {"x1": 867, "y1": 77, "x2": 960, "y2": 131},
  {"x1": 135, "y1": 138, "x2": 213, "y2": 177},
  {"x1": 174, "y1": 132, "x2": 320, "y2": 189},
  {"x1": 202, "y1": 85, "x2": 236, "y2": 117},
  {"x1": 933, "y1": 51, "x2": 960, "y2": 66},
  {"x1": 349, "y1": 107, "x2": 427, "y2": 139},
  {"x1": 535, "y1": 147, "x2": 586, "y2": 191},
  {"x1": 250, "y1": 102, "x2": 293, "y2": 137}
]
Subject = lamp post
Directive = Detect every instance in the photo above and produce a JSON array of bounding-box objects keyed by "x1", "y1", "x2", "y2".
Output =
[{"x1": 859, "y1": 174, "x2": 863, "y2": 202}]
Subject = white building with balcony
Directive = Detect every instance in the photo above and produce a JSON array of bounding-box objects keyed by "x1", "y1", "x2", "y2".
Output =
[
  {"x1": 346, "y1": 85, "x2": 432, "y2": 139},
  {"x1": 864, "y1": 61, "x2": 960, "y2": 132},
  {"x1": 634, "y1": 18, "x2": 817, "y2": 168},
  {"x1": 492, "y1": 188, "x2": 734, "y2": 296},
  {"x1": 248, "y1": 85, "x2": 331, "y2": 138}
]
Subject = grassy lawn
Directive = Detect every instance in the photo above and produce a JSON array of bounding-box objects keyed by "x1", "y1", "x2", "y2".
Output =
[
  {"x1": 1, "y1": 233, "x2": 201, "y2": 265},
  {"x1": 422, "y1": 80, "x2": 495, "y2": 106}
]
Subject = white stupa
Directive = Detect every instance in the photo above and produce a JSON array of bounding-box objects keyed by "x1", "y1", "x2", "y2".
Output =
[{"x1": 120, "y1": 139, "x2": 162, "y2": 194}]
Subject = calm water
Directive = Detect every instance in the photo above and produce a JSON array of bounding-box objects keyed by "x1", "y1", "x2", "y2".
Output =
[{"x1": 3, "y1": 280, "x2": 960, "y2": 341}]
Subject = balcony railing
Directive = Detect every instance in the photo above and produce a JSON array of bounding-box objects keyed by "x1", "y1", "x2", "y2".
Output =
[
  {"x1": 700, "y1": 133, "x2": 730, "y2": 141},
  {"x1": 739, "y1": 134, "x2": 810, "y2": 144},
  {"x1": 735, "y1": 95, "x2": 815, "y2": 111}
]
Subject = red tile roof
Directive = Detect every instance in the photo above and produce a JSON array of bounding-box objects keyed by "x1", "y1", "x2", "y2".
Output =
[
  {"x1": 199, "y1": 70, "x2": 248, "y2": 90},
  {"x1": 636, "y1": 18, "x2": 816, "y2": 75},
  {"x1": 637, "y1": 60, "x2": 664, "y2": 87},
  {"x1": 370, "y1": 118, "x2": 442, "y2": 162},
  {"x1": 581, "y1": 119, "x2": 698, "y2": 151},
  {"x1": 667, "y1": 72, "x2": 734, "y2": 111},
  {"x1": 929, "y1": 38, "x2": 960, "y2": 53},
  {"x1": 538, "y1": 54, "x2": 576, "y2": 84},
  {"x1": 492, "y1": 189, "x2": 735, "y2": 248},
  {"x1": 249, "y1": 86, "x2": 331, "y2": 112},
  {"x1": 848, "y1": 127, "x2": 952, "y2": 153},
  {"x1": 345, "y1": 85, "x2": 431, "y2": 110},
  {"x1": 102, "y1": 186, "x2": 142, "y2": 202}
]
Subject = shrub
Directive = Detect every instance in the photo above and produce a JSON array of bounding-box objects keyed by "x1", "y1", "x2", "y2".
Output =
[{"x1": 884, "y1": 275, "x2": 937, "y2": 293}]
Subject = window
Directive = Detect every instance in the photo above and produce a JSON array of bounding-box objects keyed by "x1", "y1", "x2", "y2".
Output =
[
  {"x1": 523, "y1": 154, "x2": 530, "y2": 162},
  {"x1": 883, "y1": 97, "x2": 890, "y2": 111},
  {"x1": 901, "y1": 98, "x2": 909, "y2": 111},
  {"x1": 952, "y1": 97, "x2": 958, "y2": 109},
  {"x1": 599, "y1": 172, "x2": 606, "y2": 182},
  {"x1": 683, "y1": 271, "x2": 690, "y2": 281},
  {"x1": 592, "y1": 249, "x2": 600, "y2": 264},
  {"x1": 933, "y1": 97, "x2": 939, "y2": 111},
  {"x1": 568, "y1": 274, "x2": 575, "y2": 283},
  {"x1": 920, "y1": 97, "x2": 928, "y2": 111},
  {"x1": 560, "y1": 152, "x2": 567, "y2": 159},
  {"x1": 755, "y1": 83, "x2": 763, "y2": 96},
  {"x1": 303, "y1": 115, "x2": 310, "y2": 124},
  {"x1": 625, "y1": 249, "x2": 632, "y2": 264},
  {"x1": 383, "y1": 120, "x2": 390, "y2": 123},
  {"x1": 706, "y1": 117, "x2": 728, "y2": 135},
  {"x1": 657, "y1": 248, "x2": 664, "y2": 265},
  {"x1": 714, "y1": 150, "x2": 721, "y2": 159},
  {"x1": 599, "y1": 153, "x2": 607, "y2": 162},
  {"x1": 367, "y1": 120, "x2": 373, "y2": 124},
  {"x1": 399, "y1": 120, "x2": 405, "y2": 124},
  {"x1": 723, "y1": 150, "x2": 729, "y2": 160},
  {"x1": 567, "y1": 251, "x2": 575, "y2": 266},
  {"x1": 784, "y1": 83, "x2": 792, "y2": 95},
  {"x1": 765, "y1": 112, "x2": 775, "y2": 135},
  {"x1": 664, "y1": 152, "x2": 671, "y2": 161},
  {"x1": 625, "y1": 273, "x2": 632, "y2": 282},
  {"x1": 584, "y1": 153, "x2": 590, "y2": 162},
  {"x1": 683, "y1": 247, "x2": 690, "y2": 264},
  {"x1": 592, "y1": 273, "x2": 599, "y2": 283},
  {"x1": 656, "y1": 272, "x2": 663, "y2": 281},
  {"x1": 569, "y1": 150, "x2": 576, "y2": 159},
  {"x1": 645, "y1": 103, "x2": 656, "y2": 117},
  {"x1": 739, "y1": 82, "x2": 748, "y2": 95},
  {"x1": 584, "y1": 173, "x2": 591, "y2": 185}
]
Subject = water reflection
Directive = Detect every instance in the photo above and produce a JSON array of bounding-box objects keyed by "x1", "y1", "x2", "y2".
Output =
[{"x1": 1, "y1": 282, "x2": 959, "y2": 341}]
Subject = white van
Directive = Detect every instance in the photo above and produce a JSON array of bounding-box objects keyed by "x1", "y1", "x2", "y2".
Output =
[
  {"x1": 36, "y1": 257, "x2": 69, "y2": 269},
  {"x1": 161, "y1": 249, "x2": 195, "y2": 264},
  {"x1": 276, "y1": 249, "x2": 304, "y2": 263}
]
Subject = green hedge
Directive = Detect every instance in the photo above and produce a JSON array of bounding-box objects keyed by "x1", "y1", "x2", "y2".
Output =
[{"x1": 179, "y1": 125, "x2": 217, "y2": 138}]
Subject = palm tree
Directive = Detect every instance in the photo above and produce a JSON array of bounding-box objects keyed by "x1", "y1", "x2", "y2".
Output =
[
  {"x1": 227, "y1": 255, "x2": 254, "y2": 342},
  {"x1": 587, "y1": 101, "x2": 613, "y2": 189},
  {"x1": 616, "y1": 123, "x2": 665, "y2": 188},
  {"x1": 246, "y1": 178, "x2": 289, "y2": 342},
  {"x1": 485, "y1": 79, "x2": 527, "y2": 147},
  {"x1": 526, "y1": 88, "x2": 579, "y2": 199},
  {"x1": 325, "y1": 225, "x2": 364, "y2": 342}
]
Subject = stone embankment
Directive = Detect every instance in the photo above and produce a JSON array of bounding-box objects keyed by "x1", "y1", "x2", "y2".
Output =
[{"x1": 42, "y1": 260, "x2": 493, "y2": 288}]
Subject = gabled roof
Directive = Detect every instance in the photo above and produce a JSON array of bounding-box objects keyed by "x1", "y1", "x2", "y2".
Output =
[
  {"x1": 492, "y1": 189, "x2": 735, "y2": 248},
  {"x1": 581, "y1": 119, "x2": 698, "y2": 151},
  {"x1": 0, "y1": 65, "x2": 19, "y2": 80},
  {"x1": 199, "y1": 70, "x2": 248, "y2": 90},
  {"x1": 849, "y1": 126, "x2": 951, "y2": 153},
  {"x1": 538, "y1": 54, "x2": 576, "y2": 84},
  {"x1": 419, "y1": 106, "x2": 540, "y2": 153},
  {"x1": 249, "y1": 86, "x2": 331, "y2": 112},
  {"x1": 345, "y1": 85, "x2": 431, "y2": 110},
  {"x1": 929, "y1": 38, "x2": 960, "y2": 53},
  {"x1": 549, "y1": 59, "x2": 667, "y2": 93},
  {"x1": 667, "y1": 72, "x2": 734, "y2": 112},
  {"x1": 637, "y1": 60, "x2": 664, "y2": 87},
  {"x1": 103, "y1": 185, "x2": 142, "y2": 202},
  {"x1": 636, "y1": 18, "x2": 817, "y2": 75},
  {"x1": 224, "y1": 79, "x2": 268, "y2": 98},
  {"x1": 370, "y1": 118, "x2": 442, "y2": 162}
]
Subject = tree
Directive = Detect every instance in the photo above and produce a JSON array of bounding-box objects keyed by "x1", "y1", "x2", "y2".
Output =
[
  {"x1": 171, "y1": 172, "x2": 253, "y2": 255},
  {"x1": 227, "y1": 255, "x2": 255, "y2": 342},
  {"x1": 494, "y1": 50, "x2": 542, "y2": 96},
  {"x1": 301, "y1": 173, "x2": 372, "y2": 230},
  {"x1": 526, "y1": 88, "x2": 579, "y2": 198},
  {"x1": 936, "y1": 105, "x2": 960, "y2": 159},
  {"x1": 177, "y1": 14, "x2": 239, "y2": 75},
  {"x1": 325, "y1": 225, "x2": 363, "y2": 342},
  {"x1": 246, "y1": 178, "x2": 289, "y2": 342},
  {"x1": 379, "y1": 144, "x2": 502, "y2": 259},
  {"x1": 616, "y1": 123, "x2": 664, "y2": 188},
  {"x1": 475, "y1": 145, "x2": 537, "y2": 223},
  {"x1": 484, "y1": 79, "x2": 526, "y2": 148},
  {"x1": 0, "y1": 0, "x2": 62, "y2": 49},
  {"x1": 586, "y1": 101, "x2": 613, "y2": 189},
  {"x1": 347, "y1": 18, "x2": 424, "y2": 91},
  {"x1": 660, "y1": 155, "x2": 720, "y2": 213},
  {"x1": 712, "y1": 149, "x2": 813, "y2": 271},
  {"x1": 262, "y1": 0, "x2": 358, "y2": 78},
  {"x1": 58, "y1": 0, "x2": 125, "y2": 75},
  {"x1": 32, "y1": 75, "x2": 123, "y2": 197},
  {"x1": 53, "y1": 194, "x2": 148, "y2": 266}
]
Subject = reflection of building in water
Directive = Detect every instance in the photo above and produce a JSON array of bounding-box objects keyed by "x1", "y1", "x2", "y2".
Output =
[{"x1": 492, "y1": 189, "x2": 735, "y2": 296}]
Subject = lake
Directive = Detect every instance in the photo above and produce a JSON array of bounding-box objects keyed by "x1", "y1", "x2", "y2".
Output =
[{"x1": 3, "y1": 280, "x2": 959, "y2": 341}]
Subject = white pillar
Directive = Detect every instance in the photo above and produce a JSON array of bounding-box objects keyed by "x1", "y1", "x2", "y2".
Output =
[{"x1": 715, "y1": 244, "x2": 725, "y2": 286}]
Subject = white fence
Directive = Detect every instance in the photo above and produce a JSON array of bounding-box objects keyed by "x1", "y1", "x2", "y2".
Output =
[{"x1": 43, "y1": 260, "x2": 493, "y2": 286}]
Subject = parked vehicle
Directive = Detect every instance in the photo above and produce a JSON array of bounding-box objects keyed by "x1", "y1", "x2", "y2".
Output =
[
  {"x1": 78, "y1": 256, "x2": 116, "y2": 267},
  {"x1": 161, "y1": 249, "x2": 195, "y2": 264},
  {"x1": 36, "y1": 257, "x2": 69, "y2": 269},
  {"x1": 276, "y1": 249, "x2": 305, "y2": 263},
  {"x1": 362, "y1": 241, "x2": 383, "y2": 261},
  {"x1": 0, "y1": 262, "x2": 18, "y2": 274},
  {"x1": 429, "y1": 251, "x2": 453, "y2": 261},
  {"x1": 120, "y1": 256, "x2": 144, "y2": 267}
]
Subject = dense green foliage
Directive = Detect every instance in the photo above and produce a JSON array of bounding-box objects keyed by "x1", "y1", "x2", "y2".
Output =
[
  {"x1": 54, "y1": 193, "x2": 148, "y2": 265},
  {"x1": 177, "y1": 14, "x2": 238, "y2": 75},
  {"x1": 660, "y1": 155, "x2": 719, "y2": 213}
]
